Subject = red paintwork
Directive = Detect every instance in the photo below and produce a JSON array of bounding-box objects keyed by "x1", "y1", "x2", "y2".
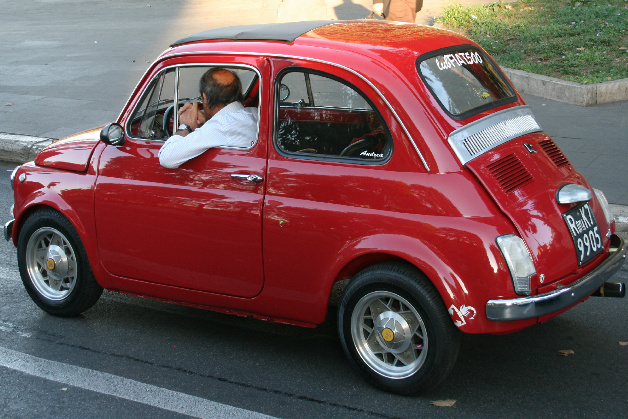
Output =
[
  {"x1": 466, "y1": 132, "x2": 612, "y2": 289},
  {"x1": 9, "y1": 20, "x2": 616, "y2": 334},
  {"x1": 34, "y1": 128, "x2": 103, "y2": 172}
]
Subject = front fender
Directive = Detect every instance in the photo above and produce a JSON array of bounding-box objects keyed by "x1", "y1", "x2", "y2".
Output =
[{"x1": 11, "y1": 163, "x2": 112, "y2": 289}]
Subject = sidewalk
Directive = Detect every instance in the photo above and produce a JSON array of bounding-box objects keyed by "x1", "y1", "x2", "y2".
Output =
[{"x1": 0, "y1": 0, "x2": 625, "y2": 231}]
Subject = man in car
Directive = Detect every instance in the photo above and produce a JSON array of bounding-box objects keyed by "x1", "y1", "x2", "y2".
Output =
[{"x1": 158, "y1": 68, "x2": 259, "y2": 169}]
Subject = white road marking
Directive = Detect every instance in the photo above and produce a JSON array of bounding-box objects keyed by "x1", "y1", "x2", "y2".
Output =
[{"x1": 0, "y1": 345, "x2": 277, "y2": 419}]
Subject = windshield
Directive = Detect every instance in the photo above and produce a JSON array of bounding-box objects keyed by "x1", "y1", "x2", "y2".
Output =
[{"x1": 417, "y1": 47, "x2": 516, "y2": 119}]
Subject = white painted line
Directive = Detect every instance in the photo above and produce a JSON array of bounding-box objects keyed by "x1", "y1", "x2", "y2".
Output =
[{"x1": 0, "y1": 346, "x2": 277, "y2": 419}]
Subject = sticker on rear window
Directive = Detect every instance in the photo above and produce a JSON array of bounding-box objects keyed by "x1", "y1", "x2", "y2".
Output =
[{"x1": 435, "y1": 51, "x2": 483, "y2": 71}]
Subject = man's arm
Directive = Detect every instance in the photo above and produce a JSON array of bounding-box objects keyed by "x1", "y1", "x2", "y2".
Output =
[{"x1": 158, "y1": 102, "x2": 207, "y2": 168}]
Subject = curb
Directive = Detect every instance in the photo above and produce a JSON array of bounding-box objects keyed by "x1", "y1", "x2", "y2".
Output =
[
  {"x1": 610, "y1": 204, "x2": 628, "y2": 239},
  {"x1": 502, "y1": 68, "x2": 628, "y2": 107},
  {"x1": 0, "y1": 133, "x2": 54, "y2": 164},
  {"x1": 1, "y1": 132, "x2": 626, "y2": 237}
]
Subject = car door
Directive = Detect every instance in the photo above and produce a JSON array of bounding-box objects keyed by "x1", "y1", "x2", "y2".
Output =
[
  {"x1": 94, "y1": 58, "x2": 268, "y2": 298},
  {"x1": 262, "y1": 60, "x2": 413, "y2": 319}
]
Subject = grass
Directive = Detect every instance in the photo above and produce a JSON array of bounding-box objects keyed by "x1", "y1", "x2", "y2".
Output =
[{"x1": 436, "y1": 0, "x2": 628, "y2": 84}]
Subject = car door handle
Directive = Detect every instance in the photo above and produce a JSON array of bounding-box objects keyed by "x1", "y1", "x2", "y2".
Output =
[{"x1": 230, "y1": 173, "x2": 264, "y2": 183}]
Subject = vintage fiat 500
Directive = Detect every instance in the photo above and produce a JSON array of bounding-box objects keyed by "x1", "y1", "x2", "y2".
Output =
[{"x1": 5, "y1": 20, "x2": 626, "y2": 394}]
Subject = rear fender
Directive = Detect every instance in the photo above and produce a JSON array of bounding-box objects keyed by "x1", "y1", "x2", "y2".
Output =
[
  {"x1": 329, "y1": 233, "x2": 476, "y2": 330},
  {"x1": 329, "y1": 231, "x2": 537, "y2": 334}
]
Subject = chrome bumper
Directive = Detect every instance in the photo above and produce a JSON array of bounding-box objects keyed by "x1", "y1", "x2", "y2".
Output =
[
  {"x1": 486, "y1": 234, "x2": 626, "y2": 321},
  {"x1": 4, "y1": 219, "x2": 14, "y2": 241}
]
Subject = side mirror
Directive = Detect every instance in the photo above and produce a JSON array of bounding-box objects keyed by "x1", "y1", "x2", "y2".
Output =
[{"x1": 100, "y1": 123, "x2": 125, "y2": 146}]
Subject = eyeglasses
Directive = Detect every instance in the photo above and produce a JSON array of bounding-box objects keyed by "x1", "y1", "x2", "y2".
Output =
[{"x1": 179, "y1": 96, "x2": 203, "y2": 106}]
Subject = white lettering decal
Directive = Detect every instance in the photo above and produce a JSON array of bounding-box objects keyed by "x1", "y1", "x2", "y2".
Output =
[
  {"x1": 448, "y1": 304, "x2": 477, "y2": 327},
  {"x1": 435, "y1": 51, "x2": 483, "y2": 71},
  {"x1": 360, "y1": 150, "x2": 384, "y2": 158},
  {"x1": 448, "y1": 55, "x2": 457, "y2": 68}
]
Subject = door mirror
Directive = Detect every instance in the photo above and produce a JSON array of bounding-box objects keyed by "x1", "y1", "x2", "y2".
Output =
[{"x1": 100, "y1": 123, "x2": 125, "y2": 146}]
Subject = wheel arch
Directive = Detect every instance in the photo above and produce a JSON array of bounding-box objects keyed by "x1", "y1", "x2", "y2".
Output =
[
  {"x1": 16, "y1": 204, "x2": 104, "y2": 316},
  {"x1": 327, "y1": 234, "x2": 467, "y2": 323},
  {"x1": 16, "y1": 199, "x2": 85, "y2": 243},
  {"x1": 14, "y1": 199, "x2": 110, "y2": 289}
]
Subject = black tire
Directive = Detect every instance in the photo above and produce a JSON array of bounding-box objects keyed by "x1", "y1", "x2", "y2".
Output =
[
  {"x1": 17, "y1": 209, "x2": 103, "y2": 316},
  {"x1": 338, "y1": 262, "x2": 460, "y2": 395}
]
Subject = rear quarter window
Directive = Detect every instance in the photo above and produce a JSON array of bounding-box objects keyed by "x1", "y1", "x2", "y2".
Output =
[
  {"x1": 274, "y1": 69, "x2": 392, "y2": 163},
  {"x1": 417, "y1": 46, "x2": 516, "y2": 120}
]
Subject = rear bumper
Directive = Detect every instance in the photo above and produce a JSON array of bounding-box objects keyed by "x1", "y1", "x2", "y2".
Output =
[{"x1": 486, "y1": 234, "x2": 626, "y2": 321}]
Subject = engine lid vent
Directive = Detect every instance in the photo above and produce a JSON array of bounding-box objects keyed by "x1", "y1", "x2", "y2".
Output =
[
  {"x1": 539, "y1": 139, "x2": 570, "y2": 167},
  {"x1": 487, "y1": 154, "x2": 533, "y2": 193}
]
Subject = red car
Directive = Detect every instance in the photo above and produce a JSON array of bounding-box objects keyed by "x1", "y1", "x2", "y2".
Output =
[{"x1": 5, "y1": 20, "x2": 626, "y2": 395}]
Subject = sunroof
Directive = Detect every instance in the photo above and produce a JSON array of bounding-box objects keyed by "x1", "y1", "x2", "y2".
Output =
[{"x1": 171, "y1": 21, "x2": 336, "y2": 47}]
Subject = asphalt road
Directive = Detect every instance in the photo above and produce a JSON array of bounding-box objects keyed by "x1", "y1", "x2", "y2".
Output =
[{"x1": 0, "y1": 160, "x2": 627, "y2": 419}]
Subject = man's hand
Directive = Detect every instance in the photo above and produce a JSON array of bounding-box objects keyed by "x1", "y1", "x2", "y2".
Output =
[{"x1": 177, "y1": 102, "x2": 203, "y2": 131}]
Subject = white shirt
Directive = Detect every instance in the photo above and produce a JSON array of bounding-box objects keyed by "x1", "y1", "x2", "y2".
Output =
[{"x1": 159, "y1": 102, "x2": 259, "y2": 169}]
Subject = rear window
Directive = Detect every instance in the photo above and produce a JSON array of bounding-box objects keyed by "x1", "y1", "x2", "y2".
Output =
[{"x1": 417, "y1": 46, "x2": 516, "y2": 119}]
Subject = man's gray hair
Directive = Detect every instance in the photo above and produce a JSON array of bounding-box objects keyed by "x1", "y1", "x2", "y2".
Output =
[{"x1": 199, "y1": 68, "x2": 243, "y2": 108}]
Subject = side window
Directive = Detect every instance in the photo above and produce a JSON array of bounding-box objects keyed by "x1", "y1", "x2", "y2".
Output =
[
  {"x1": 128, "y1": 66, "x2": 259, "y2": 141},
  {"x1": 275, "y1": 70, "x2": 392, "y2": 162},
  {"x1": 128, "y1": 69, "x2": 175, "y2": 140},
  {"x1": 176, "y1": 67, "x2": 257, "y2": 101}
]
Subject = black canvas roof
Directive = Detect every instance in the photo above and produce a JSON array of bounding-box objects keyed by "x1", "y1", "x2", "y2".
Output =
[{"x1": 171, "y1": 21, "x2": 336, "y2": 47}]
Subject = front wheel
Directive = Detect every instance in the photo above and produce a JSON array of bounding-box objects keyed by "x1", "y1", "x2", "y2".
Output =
[
  {"x1": 17, "y1": 209, "x2": 103, "y2": 316},
  {"x1": 338, "y1": 262, "x2": 459, "y2": 395}
]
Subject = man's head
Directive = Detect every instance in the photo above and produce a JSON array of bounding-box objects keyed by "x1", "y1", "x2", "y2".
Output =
[{"x1": 199, "y1": 68, "x2": 243, "y2": 115}]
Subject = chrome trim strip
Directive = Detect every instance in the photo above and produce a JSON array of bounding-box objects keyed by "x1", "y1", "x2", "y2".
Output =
[
  {"x1": 4, "y1": 219, "x2": 14, "y2": 242},
  {"x1": 173, "y1": 67, "x2": 180, "y2": 130},
  {"x1": 448, "y1": 106, "x2": 541, "y2": 165},
  {"x1": 556, "y1": 183, "x2": 593, "y2": 204},
  {"x1": 159, "y1": 50, "x2": 431, "y2": 172},
  {"x1": 486, "y1": 234, "x2": 626, "y2": 321}
]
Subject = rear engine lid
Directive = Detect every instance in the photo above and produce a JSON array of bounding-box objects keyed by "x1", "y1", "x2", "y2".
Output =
[{"x1": 455, "y1": 110, "x2": 610, "y2": 288}]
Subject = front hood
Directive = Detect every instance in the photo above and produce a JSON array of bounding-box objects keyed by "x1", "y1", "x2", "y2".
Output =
[{"x1": 35, "y1": 126, "x2": 103, "y2": 172}]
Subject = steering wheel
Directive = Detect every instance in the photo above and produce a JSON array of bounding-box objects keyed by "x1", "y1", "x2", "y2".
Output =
[
  {"x1": 163, "y1": 105, "x2": 176, "y2": 137},
  {"x1": 163, "y1": 98, "x2": 203, "y2": 137}
]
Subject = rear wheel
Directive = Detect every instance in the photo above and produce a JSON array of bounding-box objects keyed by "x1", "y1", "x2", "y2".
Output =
[
  {"x1": 338, "y1": 262, "x2": 459, "y2": 395},
  {"x1": 17, "y1": 209, "x2": 103, "y2": 316}
]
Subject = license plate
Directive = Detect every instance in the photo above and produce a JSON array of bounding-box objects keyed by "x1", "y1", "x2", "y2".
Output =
[{"x1": 563, "y1": 202, "x2": 603, "y2": 265}]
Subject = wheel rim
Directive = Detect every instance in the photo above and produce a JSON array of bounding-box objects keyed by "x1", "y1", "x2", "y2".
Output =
[
  {"x1": 25, "y1": 227, "x2": 77, "y2": 301},
  {"x1": 351, "y1": 290, "x2": 428, "y2": 379}
]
